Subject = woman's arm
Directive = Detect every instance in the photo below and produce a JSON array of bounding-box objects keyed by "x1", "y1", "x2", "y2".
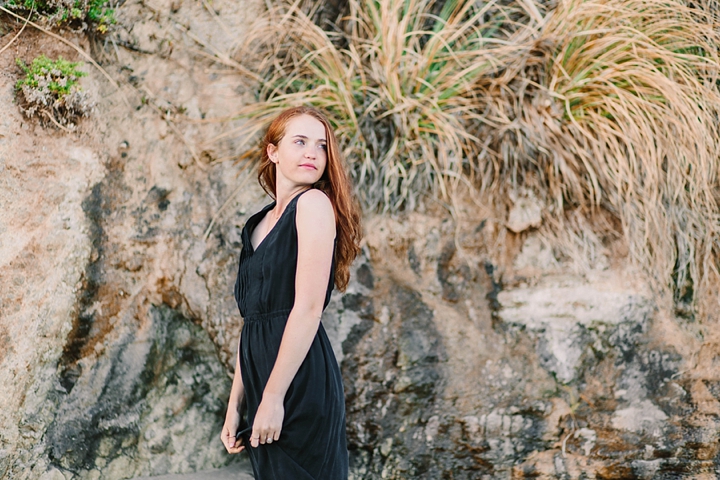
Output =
[
  {"x1": 249, "y1": 189, "x2": 336, "y2": 448},
  {"x1": 221, "y1": 341, "x2": 246, "y2": 453}
]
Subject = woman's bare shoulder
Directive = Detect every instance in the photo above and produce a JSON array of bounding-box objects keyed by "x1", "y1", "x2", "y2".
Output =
[
  {"x1": 297, "y1": 189, "x2": 333, "y2": 215},
  {"x1": 296, "y1": 189, "x2": 335, "y2": 233}
]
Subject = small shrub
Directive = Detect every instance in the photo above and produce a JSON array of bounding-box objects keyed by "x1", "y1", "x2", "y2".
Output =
[
  {"x1": 5, "y1": 0, "x2": 116, "y2": 33},
  {"x1": 15, "y1": 55, "x2": 93, "y2": 127}
]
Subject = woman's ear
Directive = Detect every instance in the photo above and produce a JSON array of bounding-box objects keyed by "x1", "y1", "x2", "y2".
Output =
[{"x1": 267, "y1": 144, "x2": 278, "y2": 163}]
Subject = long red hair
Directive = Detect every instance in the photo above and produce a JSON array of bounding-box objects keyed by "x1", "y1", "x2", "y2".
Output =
[{"x1": 257, "y1": 106, "x2": 362, "y2": 291}]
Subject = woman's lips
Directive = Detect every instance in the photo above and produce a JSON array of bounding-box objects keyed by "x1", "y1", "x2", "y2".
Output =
[{"x1": 299, "y1": 163, "x2": 317, "y2": 170}]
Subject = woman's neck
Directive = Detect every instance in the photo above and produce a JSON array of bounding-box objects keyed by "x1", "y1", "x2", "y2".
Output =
[{"x1": 272, "y1": 184, "x2": 311, "y2": 217}]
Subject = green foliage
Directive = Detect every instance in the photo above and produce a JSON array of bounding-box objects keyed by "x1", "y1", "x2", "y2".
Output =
[
  {"x1": 14, "y1": 55, "x2": 92, "y2": 126},
  {"x1": 5, "y1": 0, "x2": 115, "y2": 32},
  {"x1": 15, "y1": 55, "x2": 86, "y2": 97}
]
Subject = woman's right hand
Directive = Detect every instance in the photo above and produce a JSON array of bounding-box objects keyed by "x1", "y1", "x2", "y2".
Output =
[
  {"x1": 221, "y1": 411, "x2": 246, "y2": 454},
  {"x1": 224, "y1": 339, "x2": 246, "y2": 454}
]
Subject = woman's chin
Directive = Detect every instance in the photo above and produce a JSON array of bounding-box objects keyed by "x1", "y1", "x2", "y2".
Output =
[{"x1": 295, "y1": 173, "x2": 322, "y2": 185}]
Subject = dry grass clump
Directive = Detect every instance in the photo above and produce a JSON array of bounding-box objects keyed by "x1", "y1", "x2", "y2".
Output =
[
  {"x1": 202, "y1": 0, "x2": 720, "y2": 309},
  {"x1": 494, "y1": 0, "x2": 720, "y2": 306},
  {"x1": 215, "y1": 0, "x2": 540, "y2": 211}
]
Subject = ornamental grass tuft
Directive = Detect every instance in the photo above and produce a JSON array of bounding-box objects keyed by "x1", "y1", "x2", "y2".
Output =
[{"x1": 204, "y1": 0, "x2": 720, "y2": 311}]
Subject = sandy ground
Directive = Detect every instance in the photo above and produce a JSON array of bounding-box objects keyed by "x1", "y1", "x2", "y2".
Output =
[{"x1": 133, "y1": 461, "x2": 254, "y2": 479}]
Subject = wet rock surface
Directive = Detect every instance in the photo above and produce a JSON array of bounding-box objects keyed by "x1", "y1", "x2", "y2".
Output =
[
  {"x1": 47, "y1": 305, "x2": 234, "y2": 478},
  {"x1": 330, "y1": 218, "x2": 720, "y2": 479},
  {"x1": 335, "y1": 220, "x2": 557, "y2": 479}
]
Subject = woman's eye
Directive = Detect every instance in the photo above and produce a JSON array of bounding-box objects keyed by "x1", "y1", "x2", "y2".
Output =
[
  {"x1": 319, "y1": 144, "x2": 327, "y2": 151},
  {"x1": 295, "y1": 139, "x2": 305, "y2": 145}
]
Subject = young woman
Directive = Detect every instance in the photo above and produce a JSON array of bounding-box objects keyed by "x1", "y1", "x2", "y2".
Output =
[{"x1": 220, "y1": 106, "x2": 362, "y2": 479}]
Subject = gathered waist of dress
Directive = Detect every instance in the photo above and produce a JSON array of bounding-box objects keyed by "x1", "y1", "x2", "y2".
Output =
[{"x1": 242, "y1": 309, "x2": 292, "y2": 323}]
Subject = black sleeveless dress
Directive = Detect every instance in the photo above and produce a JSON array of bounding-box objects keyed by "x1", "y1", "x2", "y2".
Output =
[{"x1": 234, "y1": 190, "x2": 348, "y2": 480}]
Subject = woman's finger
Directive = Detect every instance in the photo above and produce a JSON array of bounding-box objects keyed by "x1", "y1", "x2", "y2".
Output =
[
  {"x1": 250, "y1": 424, "x2": 282, "y2": 446},
  {"x1": 228, "y1": 442, "x2": 245, "y2": 454}
]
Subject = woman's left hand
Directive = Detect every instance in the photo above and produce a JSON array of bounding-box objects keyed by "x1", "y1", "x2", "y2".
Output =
[{"x1": 250, "y1": 393, "x2": 284, "y2": 448}]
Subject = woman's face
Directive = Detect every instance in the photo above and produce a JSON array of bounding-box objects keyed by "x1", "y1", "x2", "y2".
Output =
[{"x1": 267, "y1": 114, "x2": 328, "y2": 188}]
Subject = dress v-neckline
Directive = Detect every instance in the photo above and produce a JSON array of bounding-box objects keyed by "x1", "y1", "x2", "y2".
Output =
[
  {"x1": 248, "y1": 190, "x2": 308, "y2": 253},
  {"x1": 249, "y1": 202, "x2": 286, "y2": 253}
]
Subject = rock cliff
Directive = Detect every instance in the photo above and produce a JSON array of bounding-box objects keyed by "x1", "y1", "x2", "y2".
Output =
[
  {"x1": 339, "y1": 220, "x2": 718, "y2": 478},
  {"x1": 1, "y1": 0, "x2": 719, "y2": 479}
]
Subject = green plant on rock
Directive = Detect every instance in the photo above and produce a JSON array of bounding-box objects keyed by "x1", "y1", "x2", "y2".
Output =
[
  {"x1": 5, "y1": 0, "x2": 115, "y2": 32},
  {"x1": 15, "y1": 55, "x2": 93, "y2": 127}
]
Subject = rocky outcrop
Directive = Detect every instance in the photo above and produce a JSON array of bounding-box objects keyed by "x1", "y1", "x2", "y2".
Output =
[
  {"x1": 0, "y1": 67, "x2": 106, "y2": 477},
  {"x1": 497, "y1": 274, "x2": 653, "y2": 384},
  {"x1": 330, "y1": 217, "x2": 719, "y2": 478},
  {"x1": 2, "y1": 0, "x2": 719, "y2": 478},
  {"x1": 0, "y1": 0, "x2": 261, "y2": 477},
  {"x1": 46, "y1": 305, "x2": 231, "y2": 478}
]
